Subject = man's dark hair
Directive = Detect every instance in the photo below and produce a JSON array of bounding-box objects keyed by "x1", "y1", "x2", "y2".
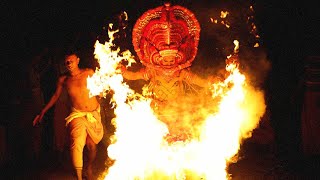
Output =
[{"x1": 64, "y1": 49, "x2": 80, "y2": 58}]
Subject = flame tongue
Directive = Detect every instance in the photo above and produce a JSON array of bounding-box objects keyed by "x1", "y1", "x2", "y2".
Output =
[
  {"x1": 88, "y1": 26, "x2": 266, "y2": 180},
  {"x1": 233, "y1": 40, "x2": 239, "y2": 53},
  {"x1": 87, "y1": 24, "x2": 136, "y2": 99}
]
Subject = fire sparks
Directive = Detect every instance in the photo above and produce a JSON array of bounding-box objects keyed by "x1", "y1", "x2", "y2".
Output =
[
  {"x1": 247, "y1": 5, "x2": 260, "y2": 47},
  {"x1": 210, "y1": 6, "x2": 261, "y2": 48},
  {"x1": 220, "y1": 11, "x2": 229, "y2": 18},
  {"x1": 88, "y1": 25, "x2": 266, "y2": 180},
  {"x1": 210, "y1": 11, "x2": 230, "y2": 28},
  {"x1": 233, "y1": 40, "x2": 239, "y2": 53}
]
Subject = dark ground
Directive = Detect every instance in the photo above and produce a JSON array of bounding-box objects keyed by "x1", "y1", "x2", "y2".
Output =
[{"x1": 1, "y1": 142, "x2": 320, "y2": 180}]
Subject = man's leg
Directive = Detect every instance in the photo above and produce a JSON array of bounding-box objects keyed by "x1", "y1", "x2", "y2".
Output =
[
  {"x1": 85, "y1": 136, "x2": 97, "y2": 180},
  {"x1": 69, "y1": 118, "x2": 87, "y2": 180}
]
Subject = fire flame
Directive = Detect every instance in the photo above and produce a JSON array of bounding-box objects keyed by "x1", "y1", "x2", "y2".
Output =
[{"x1": 88, "y1": 26, "x2": 266, "y2": 180}]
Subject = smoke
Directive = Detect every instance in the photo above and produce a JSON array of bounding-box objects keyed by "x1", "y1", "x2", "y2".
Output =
[{"x1": 240, "y1": 48, "x2": 271, "y2": 88}]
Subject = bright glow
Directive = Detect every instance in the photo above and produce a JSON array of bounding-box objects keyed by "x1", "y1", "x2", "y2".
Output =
[{"x1": 88, "y1": 25, "x2": 266, "y2": 180}]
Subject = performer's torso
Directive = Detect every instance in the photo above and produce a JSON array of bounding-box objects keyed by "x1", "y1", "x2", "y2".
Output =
[{"x1": 148, "y1": 70, "x2": 184, "y2": 102}]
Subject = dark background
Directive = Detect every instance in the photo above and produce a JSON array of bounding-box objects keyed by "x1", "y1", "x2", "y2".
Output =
[{"x1": 1, "y1": 0, "x2": 320, "y2": 174}]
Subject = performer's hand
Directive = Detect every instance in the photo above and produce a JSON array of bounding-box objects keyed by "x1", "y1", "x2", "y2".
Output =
[{"x1": 32, "y1": 112, "x2": 44, "y2": 126}]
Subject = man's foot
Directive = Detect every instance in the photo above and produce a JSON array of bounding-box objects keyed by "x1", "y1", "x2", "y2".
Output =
[{"x1": 75, "y1": 168, "x2": 83, "y2": 180}]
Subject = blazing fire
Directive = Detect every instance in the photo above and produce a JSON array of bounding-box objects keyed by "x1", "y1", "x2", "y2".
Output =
[{"x1": 88, "y1": 25, "x2": 266, "y2": 179}]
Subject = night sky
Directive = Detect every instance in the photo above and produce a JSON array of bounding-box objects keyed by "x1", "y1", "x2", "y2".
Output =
[
  {"x1": 2, "y1": 0, "x2": 319, "y2": 63},
  {"x1": 2, "y1": 0, "x2": 320, "y2": 164}
]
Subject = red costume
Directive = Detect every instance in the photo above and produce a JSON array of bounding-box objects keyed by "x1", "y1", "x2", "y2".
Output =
[
  {"x1": 123, "y1": 3, "x2": 213, "y2": 141},
  {"x1": 132, "y1": 2, "x2": 200, "y2": 72}
]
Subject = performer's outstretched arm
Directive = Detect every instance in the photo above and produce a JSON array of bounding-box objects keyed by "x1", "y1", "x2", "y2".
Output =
[{"x1": 121, "y1": 66, "x2": 150, "y2": 81}]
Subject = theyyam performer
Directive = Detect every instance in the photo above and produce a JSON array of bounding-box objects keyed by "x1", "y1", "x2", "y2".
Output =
[{"x1": 121, "y1": 2, "x2": 234, "y2": 142}]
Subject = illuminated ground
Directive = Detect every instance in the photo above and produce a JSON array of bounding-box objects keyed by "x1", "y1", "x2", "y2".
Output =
[
  {"x1": 1, "y1": 142, "x2": 320, "y2": 179},
  {"x1": 0, "y1": 142, "x2": 109, "y2": 180}
]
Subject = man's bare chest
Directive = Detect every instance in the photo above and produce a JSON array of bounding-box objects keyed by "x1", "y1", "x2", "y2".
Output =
[{"x1": 65, "y1": 77, "x2": 87, "y2": 94}]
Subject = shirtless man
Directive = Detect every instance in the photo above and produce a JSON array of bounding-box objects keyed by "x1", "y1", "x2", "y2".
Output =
[{"x1": 33, "y1": 52, "x2": 104, "y2": 180}]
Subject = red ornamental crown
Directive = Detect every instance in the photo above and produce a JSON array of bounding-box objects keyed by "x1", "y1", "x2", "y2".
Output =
[{"x1": 132, "y1": 3, "x2": 200, "y2": 69}]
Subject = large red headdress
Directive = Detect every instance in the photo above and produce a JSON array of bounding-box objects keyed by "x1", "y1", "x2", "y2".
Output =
[{"x1": 132, "y1": 3, "x2": 200, "y2": 69}]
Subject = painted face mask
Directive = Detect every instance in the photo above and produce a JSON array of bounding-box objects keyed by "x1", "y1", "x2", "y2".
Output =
[{"x1": 132, "y1": 2, "x2": 200, "y2": 71}]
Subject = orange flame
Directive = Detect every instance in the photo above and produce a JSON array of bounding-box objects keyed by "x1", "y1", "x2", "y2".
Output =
[
  {"x1": 87, "y1": 23, "x2": 136, "y2": 99},
  {"x1": 88, "y1": 26, "x2": 266, "y2": 180},
  {"x1": 233, "y1": 40, "x2": 239, "y2": 53}
]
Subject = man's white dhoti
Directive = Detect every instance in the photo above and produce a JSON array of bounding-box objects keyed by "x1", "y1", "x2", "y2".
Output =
[{"x1": 65, "y1": 106, "x2": 104, "y2": 169}]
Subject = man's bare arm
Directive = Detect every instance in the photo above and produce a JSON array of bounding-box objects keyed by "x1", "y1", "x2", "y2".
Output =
[{"x1": 33, "y1": 76, "x2": 66, "y2": 126}]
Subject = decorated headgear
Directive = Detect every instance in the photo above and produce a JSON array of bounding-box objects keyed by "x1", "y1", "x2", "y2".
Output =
[{"x1": 132, "y1": 3, "x2": 200, "y2": 69}]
